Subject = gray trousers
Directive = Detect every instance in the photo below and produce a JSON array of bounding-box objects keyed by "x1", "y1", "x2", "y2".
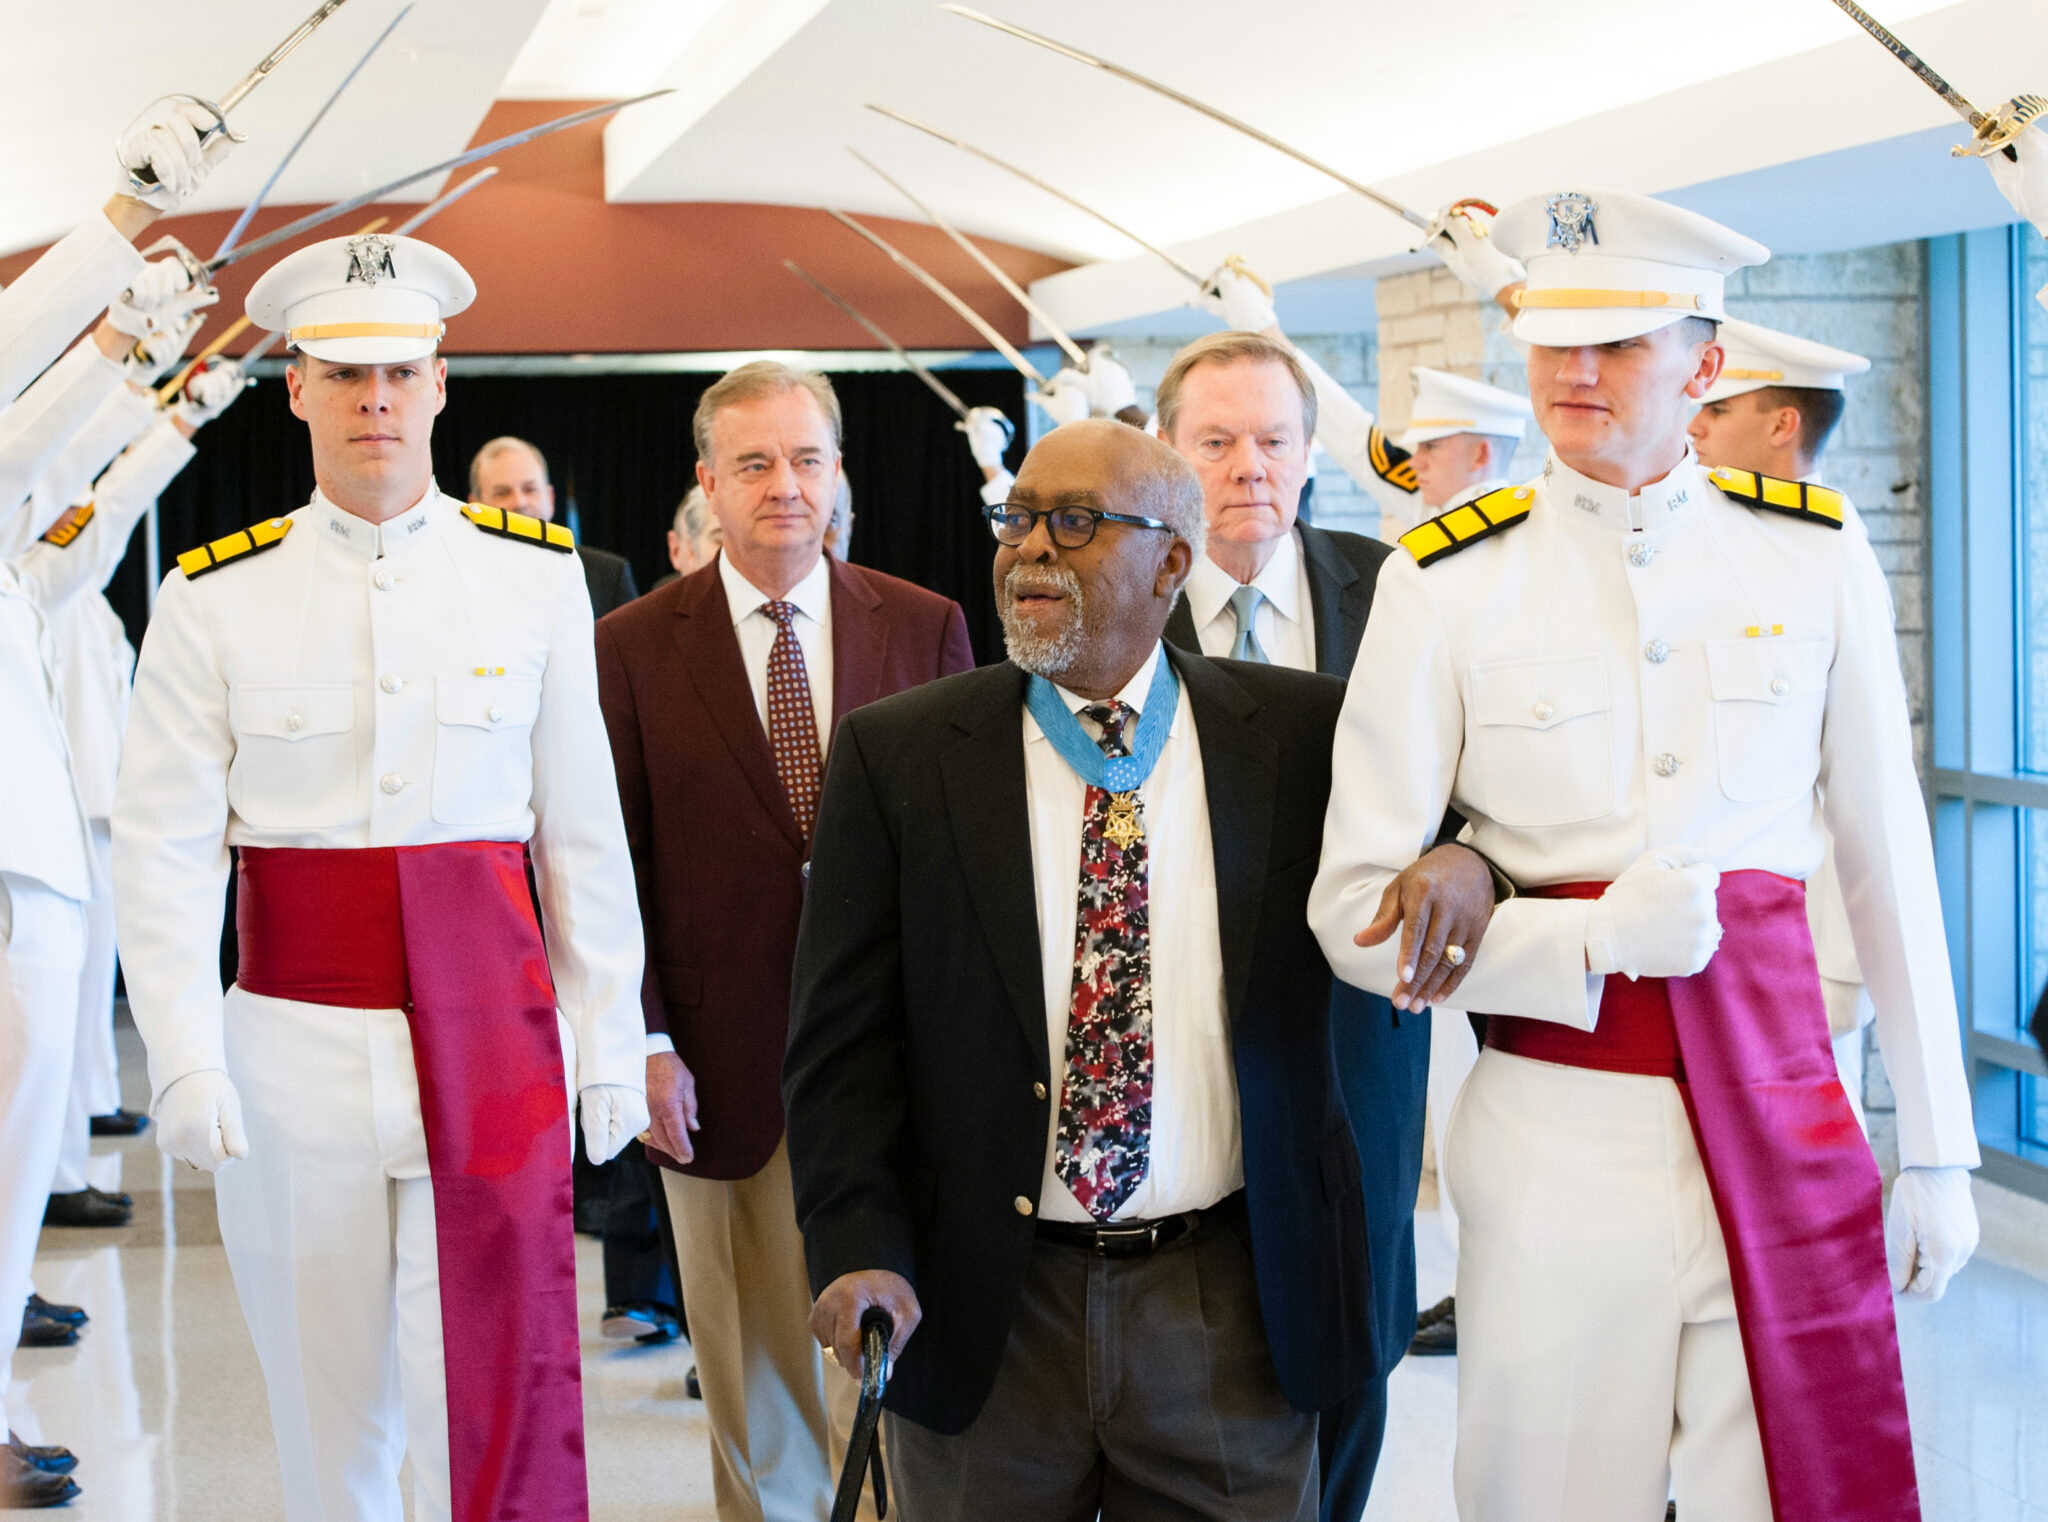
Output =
[{"x1": 887, "y1": 1197, "x2": 1316, "y2": 1522}]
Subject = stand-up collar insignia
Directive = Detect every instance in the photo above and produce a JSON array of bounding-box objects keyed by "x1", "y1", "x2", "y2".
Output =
[{"x1": 1543, "y1": 450, "x2": 1701, "y2": 536}]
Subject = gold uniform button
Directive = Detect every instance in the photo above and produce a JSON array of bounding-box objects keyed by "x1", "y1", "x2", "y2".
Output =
[
  {"x1": 1033, "y1": 1082, "x2": 1048, "y2": 1101},
  {"x1": 1013, "y1": 1196, "x2": 1034, "y2": 1217}
]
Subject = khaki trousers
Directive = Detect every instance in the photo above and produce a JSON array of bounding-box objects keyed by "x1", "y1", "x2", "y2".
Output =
[{"x1": 662, "y1": 1140, "x2": 867, "y2": 1522}]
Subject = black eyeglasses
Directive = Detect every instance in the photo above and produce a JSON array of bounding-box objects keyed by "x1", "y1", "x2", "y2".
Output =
[{"x1": 987, "y1": 502, "x2": 1174, "y2": 550}]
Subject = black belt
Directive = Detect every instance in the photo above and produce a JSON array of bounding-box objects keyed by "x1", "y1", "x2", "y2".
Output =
[{"x1": 1035, "y1": 1193, "x2": 1236, "y2": 1259}]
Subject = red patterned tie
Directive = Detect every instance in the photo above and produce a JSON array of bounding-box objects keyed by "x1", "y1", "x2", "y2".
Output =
[
  {"x1": 1054, "y1": 700, "x2": 1153, "y2": 1221},
  {"x1": 763, "y1": 600, "x2": 823, "y2": 838}
]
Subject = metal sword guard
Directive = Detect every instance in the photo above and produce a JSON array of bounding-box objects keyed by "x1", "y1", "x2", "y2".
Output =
[
  {"x1": 124, "y1": 235, "x2": 215, "y2": 311},
  {"x1": 1954, "y1": 93, "x2": 2048, "y2": 158},
  {"x1": 118, "y1": 93, "x2": 245, "y2": 193}
]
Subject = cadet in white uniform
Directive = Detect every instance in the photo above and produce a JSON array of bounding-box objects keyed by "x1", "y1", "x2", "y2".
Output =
[
  {"x1": 1687, "y1": 319, "x2": 1880, "y2": 1127},
  {"x1": 113, "y1": 236, "x2": 648, "y2": 1522},
  {"x1": 1982, "y1": 111, "x2": 2048, "y2": 308},
  {"x1": 1309, "y1": 190, "x2": 1979, "y2": 1522}
]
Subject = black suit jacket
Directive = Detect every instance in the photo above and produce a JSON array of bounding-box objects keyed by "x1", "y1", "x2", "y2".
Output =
[
  {"x1": 1165, "y1": 518, "x2": 1426, "y2": 1390},
  {"x1": 784, "y1": 648, "x2": 1373, "y2": 1434},
  {"x1": 576, "y1": 543, "x2": 639, "y2": 618}
]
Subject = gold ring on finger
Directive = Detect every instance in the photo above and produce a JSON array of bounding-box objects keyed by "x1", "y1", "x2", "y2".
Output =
[{"x1": 1444, "y1": 944, "x2": 1466, "y2": 967}]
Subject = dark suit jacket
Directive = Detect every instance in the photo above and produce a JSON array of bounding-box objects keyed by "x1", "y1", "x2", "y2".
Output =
[
  {"x1": 577, "y1": 544, "x2": 639, "y2": 619},
  {"x1": 595, "y1": 554, "x2": 975, "y2": 1181},
  {"x1": 1165, "y1": 518, "x2": 1426, "y2": 1390},
  {"x1": 783, "y1": 648, "x2": 1374, "y2": 1434}
]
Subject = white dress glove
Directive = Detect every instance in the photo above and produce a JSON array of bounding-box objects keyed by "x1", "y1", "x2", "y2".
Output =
[
  {"x1": 1079, "y1": 350, "x2": 1137, "y2": 417},
  {"x1": 108, "y1": 257, "x2": 218, "y2": 339},
  {"x1": 1987, "y1": 119, "x2": 2048, "y2": 240},
  {"x1": 957, "y1": 405, "x2": 1014, "y2": 470},
  {"x1": 1198, "y1": 256, "x2": 1279, "y2": 333},
  {"x1": 1583, "y1": 846, "x2": 1723, "y2": 980},
  {"x1": 579, "y1": 1083, "x2": 651, "y2": 1166},
  {"x1": 174, "y1": 359, "x2": 248, "y2": 429},
  {"x1": 1427, "y1": 201, "x2": 1527, "y2": 301},
  {"x1": 116, "y1": 100, "x2": 237, "y2": 211},
  {"x1": 154, "y1": 1069, "x2": 250, "y2": 1172},
  {"x1": 1030, "y1": 370, "x2": 1093, "y2": 427},
  {"x1": 122, "y1": 309, "x2": 205, "y2": 384},
  {"x1": 1885, "y1": 1165, "x2": 1978, "y2": 1302}
]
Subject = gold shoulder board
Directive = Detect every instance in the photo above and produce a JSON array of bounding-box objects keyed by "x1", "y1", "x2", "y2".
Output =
[
  {"x1": 39, "y1": 502, "x2": 95, "y2": 548},
  {"x1": 1706, "y1": 466, "x2": 1845, "y2": 530},
  {"x1": 177, "y1": 516, "x2": 293, "y2": 579},
  {"x1": 1368, "y1": 423, "x2": 1419, "y2": 493},
  {"x1": 1398, "y1": 485, "x2": 1534, "y2": 568},
  {"x1": 463, "y1": 502, "x2": 576, "y2": 553}
]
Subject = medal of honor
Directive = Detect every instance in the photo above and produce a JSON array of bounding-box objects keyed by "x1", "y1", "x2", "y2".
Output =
[{"x1": 1102, "y1": 792, "x2": 1144, "y2": 850}]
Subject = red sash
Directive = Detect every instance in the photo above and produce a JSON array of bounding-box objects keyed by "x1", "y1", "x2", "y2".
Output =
[
  {"x1": 1486, "y1": 872, "x2": 1916, "y2": 1522},
  {"x1": 237, "y1": 843, "x2": 588, "y2": 1522}
]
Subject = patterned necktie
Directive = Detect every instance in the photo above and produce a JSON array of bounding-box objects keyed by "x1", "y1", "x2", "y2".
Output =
[
  {"x1": 1054, "y1": 699, "x2": 1153, "y2": 1221},
  {"x1": 762, "y1": 600, "x2": 823, "y2": 837},
  {"x1": 1227, "y1": 583, "x2": 1270, "y2": 663}
]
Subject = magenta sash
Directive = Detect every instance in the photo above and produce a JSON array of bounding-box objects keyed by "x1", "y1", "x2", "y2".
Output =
[
  {"x1": 1667, "y1": 870, "x2": 1917, "y2": 1521},
  {"x1": 239, "y1": 843, "x2": 589, "y2": 1522}
]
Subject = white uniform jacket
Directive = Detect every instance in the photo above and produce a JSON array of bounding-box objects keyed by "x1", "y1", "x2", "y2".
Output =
[
  {"x1": 1292, "y1": 345, "x2": 1424, "y2": 536},
  {"x1": 0, "y1": 212, "x2": 143, "y2": 409},
  {"x1": 113, "y1": 488, "x2": 648, "y2": 1106},
  {"x1": 0, "y1": 380, "x2": 158, "y2": 559},
  {"x1": 1308, "y1": 451, "x2": 1979, "y2": 1170},
  {"x1": 0, "y1": 340, "x2": 130, "y2": 542}
]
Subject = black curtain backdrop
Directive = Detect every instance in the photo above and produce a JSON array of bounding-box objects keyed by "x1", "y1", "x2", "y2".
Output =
[{"x1": 113, "y1": 364, "x2": 1029, "y2": 664}]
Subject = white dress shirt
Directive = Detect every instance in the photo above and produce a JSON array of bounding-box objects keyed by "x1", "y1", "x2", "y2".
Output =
[
  {"x1": 1308, "y1": 450, "x2": 1978, "y2": 1170},
  {"x1": 1024, "y1": 643, "x2": 1240, "y2": 1223},
  {"x1": 718, "y1": 549, "x2": 834, "y2": 759},
  {"x1": 1183, "y1": 528, "x2": 1316, "y2": 673}
]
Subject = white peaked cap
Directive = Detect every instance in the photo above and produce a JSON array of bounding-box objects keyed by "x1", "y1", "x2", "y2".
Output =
[
  {"x1": 1398, "y1": 367, "x2": 1535, "y2": 449},
  {"x1": 1700, "y1": 317, "x2": 1871, "y2": 404},
  {"x1": 1492, "y1": 189, "x2": 1768, "y2": 346},
  {"x1": 247, "y1": 234, "x2": 476, "y2": 364}
]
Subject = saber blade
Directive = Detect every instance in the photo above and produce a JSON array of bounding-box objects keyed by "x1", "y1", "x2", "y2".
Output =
[
  {"x1": 848, "y1": 148, "x2": 1088, "y2": 368},
  {"x1": 209, "y1": 91, "x2": 671, "y2": 272},
  {"x1": 867, "y1": 105, "x2": 1205, "y2": 285},
  {"x1": 784, "y1": 261, "x2": 972, "y2": 419},
  {"x1": 215, "y1": 2, "x2": 414, "y2": 261},
  {"x1": 939, "y1": 4, "x2": 1427, "y2": 231},
  {"x1": 1827, "y1": 0, "x2": 1988, "y2": 130},
  {"x1": 392, "y1": 166, "x2": 497, "y2": 234},
  {"x1": 826, "y1": 209, "x2": 1047, "y2": 385},
  {"x1": 221, "y1": 0, "x2": 357, "y2": 114}
]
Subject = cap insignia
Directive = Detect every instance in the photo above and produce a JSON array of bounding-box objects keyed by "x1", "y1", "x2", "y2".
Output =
[
  {"x1": 1545, "y1": 193, "x2": 1598, "y2": 254},
  {"x1": 345, "y1": 235, "x2": 397, "y2": 287}
]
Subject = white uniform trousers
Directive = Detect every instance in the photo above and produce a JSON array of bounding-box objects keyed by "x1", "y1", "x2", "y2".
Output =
[
  {"x1": 1426, "y1": 1008, "x2": 1481, "y2": 1245},
  {"x1": 214, "y1": 987, "x2": 452, "y2": 1522},
  {"x1": 52, "y1": 821, "x2": 119, "y2": 1193},
  {"x1": 0, "y1": 871, "x2": 87, "y2": 1437},
  {"x1": 661, "y1": 1140, "x2": 868, "y2": 1522},
  {"x1": 1446, "y1": 1049, "x2": 1771, "y2": 1522}
]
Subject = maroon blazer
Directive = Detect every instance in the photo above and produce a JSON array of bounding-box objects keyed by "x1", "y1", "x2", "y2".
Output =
[{"x1": 594, "y1": 553, "x2": 975, "y2": 1180}]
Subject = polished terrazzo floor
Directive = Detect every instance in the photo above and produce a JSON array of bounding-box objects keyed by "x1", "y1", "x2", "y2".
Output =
[{"x1": 15, "y1": 1020, "x2": 2048, "y2": 1520}]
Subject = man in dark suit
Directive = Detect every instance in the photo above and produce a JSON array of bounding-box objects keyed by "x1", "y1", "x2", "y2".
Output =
[
  {"x1": 1155, "y1": 330, "x2": 1420, "y2": 1521},
  {"x1": 595, "y1": 361, "x2": 972, "y2": 1522},
  {"x1": 784, "y1": 420, "x2": 1494, "y2": 1520},
  {"x1": 470, "y1": 436, "x2": 638, "y2": 616}
]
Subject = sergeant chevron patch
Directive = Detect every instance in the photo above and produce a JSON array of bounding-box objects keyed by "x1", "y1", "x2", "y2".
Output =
[
  {"x1": 463, "y1": 503, "x2": 576, "y2": 552},
  {"x1": 39, "y1": 502, "x2": 94, "y2": 548},
  {"x1": 1368, "y1": 424, "x2": 1419, "y2": 493},
  {"x1": 177, "y1": 517, "x2": 293, "y2": 579},
  {"x1": 1706, "y1": 466, "x2": 1845, "y2": 529},
  {"x1": 1398, "y1": 484, "x2": 1534, "y2": 567}
]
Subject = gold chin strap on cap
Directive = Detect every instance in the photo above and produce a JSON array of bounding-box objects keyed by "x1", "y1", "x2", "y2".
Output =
[
  {"x1": 1407, "y1": 417, "x2": 1478, "y2": 428},
  {"x1": 1719, "y1": 367, "x2": 1785, "y2": 381},
  {"x1": 1511, "y1": 289, "x2": 1705, "y2": 311},
  {"x1": 287, "y1": 321, "x2": 447, "y2": 343}
]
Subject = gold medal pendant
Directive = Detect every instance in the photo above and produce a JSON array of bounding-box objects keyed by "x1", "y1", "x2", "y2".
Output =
[{"x1": 1102, "y1": 791, "x2": 1144, "y2": 850}]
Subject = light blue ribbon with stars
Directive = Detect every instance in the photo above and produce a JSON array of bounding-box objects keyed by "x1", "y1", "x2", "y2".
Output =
[{"x1": 1024, "y1": 650, "x2": 1180, "y2": 792}]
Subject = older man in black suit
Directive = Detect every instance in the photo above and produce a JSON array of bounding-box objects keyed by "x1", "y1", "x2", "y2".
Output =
[{"x1": 783, "y1": 420, "x2": 1494, "y2": 1519}]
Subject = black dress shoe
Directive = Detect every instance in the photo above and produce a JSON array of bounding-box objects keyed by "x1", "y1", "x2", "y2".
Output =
[
  {"x1": 24, "y1": 1296, "x2": 84, "y2": 1328},
  {"x1": 600, "y1": 1304, "x2": 680, "y2": 1345},
  {"x1": 1, "y1": 1444, "x2": 79, "y2": 1507},
  {"x1": 1409, "y1": 1295, "x2": 1457, "y2": 1357},
  {"x1": 42, "y1": 1189, "x2": 131, "y2": 1228},
  {"x1": 18, "y1": 1306, "x2": 79, "y2": 1350},
  {"x1": 7, "y1": 1435, "x2": 77, "y2": 1477},
  {"x1": 685, "y1": 1365, "x2": 701, "y2": 1400},
  {"x1": 89, "y1": 1109, "x2": 150, "y2": 1138}
]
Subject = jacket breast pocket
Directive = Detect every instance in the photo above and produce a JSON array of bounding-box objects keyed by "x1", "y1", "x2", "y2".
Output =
[
  {"x1": 1466, "y1": 654, "x2": 1615, "y2": 827},
  {"x1": 227, "y1": 684, "x2": 358, "y2": 830},
  {"x1": 1704, "y1": 636, "x2": 1828, "y2": 803},
  {"x1": 431, "y1": 676, "x2": 543, "y2": 827}
]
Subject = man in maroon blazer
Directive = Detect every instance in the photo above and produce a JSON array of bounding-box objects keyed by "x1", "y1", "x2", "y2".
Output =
[{"x1": 595, "y1": 360, "x2": 973, "y2": 1522}]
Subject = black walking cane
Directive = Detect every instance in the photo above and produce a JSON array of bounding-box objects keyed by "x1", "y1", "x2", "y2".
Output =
[{"x1": 830, "y1": 1308, "x2": 893, "y2": 1522}]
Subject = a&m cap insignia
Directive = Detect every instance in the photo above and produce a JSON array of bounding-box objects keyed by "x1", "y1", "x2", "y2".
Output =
[
  {"x1": 345, "y1": 234, "x2": 397, "y2": 287},
  {"x1": 1545, "y1": 192, "x2": 1598, "y2": 253}
]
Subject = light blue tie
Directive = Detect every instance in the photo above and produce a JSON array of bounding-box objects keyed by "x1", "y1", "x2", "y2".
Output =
[{"x1": 1227, "y1": 583, "x2": 1270, "y2": 663}]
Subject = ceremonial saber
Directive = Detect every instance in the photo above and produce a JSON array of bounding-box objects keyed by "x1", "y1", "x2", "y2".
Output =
[
  {"x1": 392, "y1": 166, "x2": 497, "y2": 233},
  {"x1": 867, "y1": 105, "x2": 1205, "y2": 286},
  {"x1": 121, "y1": 0, "x2": 355, "y2": 190},
  {"x1": 826, "y1": 209, "x2": 1048, "y2": 386},
  {"x1": 784, "y1": 261, "x2": 973, "y2": 419},
  {"x1": 1824, "y1": 0, "x2": 2040, "y2": 159},
  {"x1": 939, "y1": 4, "x2": 1429, "y2": 231},
  {"x1": 215, "y1": 3, "x2": 414, "y2": 260},
  {"x1": 847, "y1": 148, "x2": 1089, "y2": 369}
]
